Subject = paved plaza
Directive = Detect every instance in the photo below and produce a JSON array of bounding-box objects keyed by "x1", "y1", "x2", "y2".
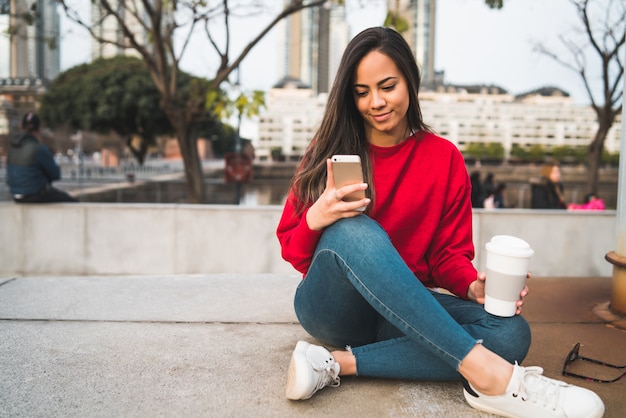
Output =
[{"x1": 0, "y1": 274, "x2": 624, "y2": 417}]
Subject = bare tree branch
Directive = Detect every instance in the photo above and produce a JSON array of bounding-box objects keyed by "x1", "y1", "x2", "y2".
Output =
[
  {"x1": 212, "y1": 0, "x2": 328, "y2": 87},
  {"x1": 57, "y1": 1, "x2": 126, "y2": 50},
  {"x1": 535, "y1": 0, "x2": 624, "y2": 193},
  {"x1": 173, "y1": 6, "x2": 203, "y2": 65}
]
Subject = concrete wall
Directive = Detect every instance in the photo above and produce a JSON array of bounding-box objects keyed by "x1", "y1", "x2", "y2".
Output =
[{"x1": 0, "y1": 203, "x2": 617, "y2": 278}]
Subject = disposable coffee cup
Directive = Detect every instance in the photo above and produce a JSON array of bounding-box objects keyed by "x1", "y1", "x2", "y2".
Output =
[{"x1": 484, "y1": 235, "x2": 534, "y2": 317}]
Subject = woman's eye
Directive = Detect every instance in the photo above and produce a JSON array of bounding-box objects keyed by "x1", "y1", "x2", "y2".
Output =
[
  {"x1": 355, "y1": 90, "x2": 368, "y2": 97},
  {"x1": 382, "y1": 84, "x2": 396, "y2": 91}
]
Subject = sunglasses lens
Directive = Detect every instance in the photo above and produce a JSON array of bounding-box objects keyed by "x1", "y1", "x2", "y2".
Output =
[{"x1": 567, "y1": 343, "x2": 580, "y2": 364}]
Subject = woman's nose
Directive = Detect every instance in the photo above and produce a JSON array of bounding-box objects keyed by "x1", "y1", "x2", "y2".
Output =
[{"x1": 371, "y1": 91, "x2": 386, "y2": 108}]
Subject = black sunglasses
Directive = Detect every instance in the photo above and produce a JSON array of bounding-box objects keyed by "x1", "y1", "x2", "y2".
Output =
[{"x1": 562, "y1": 342, "x2": 626, "y2": 383}]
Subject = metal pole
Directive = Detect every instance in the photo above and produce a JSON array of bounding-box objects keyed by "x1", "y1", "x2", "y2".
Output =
[
  {"x1": 615, "y1": 46, "x2": 626, "y2": 254},
  {"x1": 235, "y1": 67, "x2": 242, "y2": 154},
  {"x1": 617, "y1": 144, "x2": 625, "y2": 248},
  {"x1": 235, "y1": 67, "x2": 242, "y2": 204},
  {"x1": 606, "y1": 43, "x2": 626, "y2": 314}
]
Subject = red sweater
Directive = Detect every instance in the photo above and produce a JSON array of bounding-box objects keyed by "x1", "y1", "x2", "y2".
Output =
[{"x1": 276, "y1": 132, "x2": 477, "y2": 299}]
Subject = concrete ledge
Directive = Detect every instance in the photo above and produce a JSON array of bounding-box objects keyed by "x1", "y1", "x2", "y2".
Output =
[
  {"x1": 0, "y1": 203, "x2": 616, "y2": 277},
  {"x1": 0, "y1": 204, "x2": 292, "y2": 277},
  {"x1": 471, "y1": 209, "x2": 616, "y2": 277}
]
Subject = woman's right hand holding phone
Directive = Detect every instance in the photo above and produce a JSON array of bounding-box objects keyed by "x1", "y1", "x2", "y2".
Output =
[{"x1": 306, "y1": 159, "x2": 370, "y2": 231}]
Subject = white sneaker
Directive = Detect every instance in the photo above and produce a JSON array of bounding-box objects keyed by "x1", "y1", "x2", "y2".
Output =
[
  {"x1": 463, "y1": 363, "x2": 605, "y2": 418},
  {"x1": 285, "y1": 341, "x2": 341, "y2": 400}
]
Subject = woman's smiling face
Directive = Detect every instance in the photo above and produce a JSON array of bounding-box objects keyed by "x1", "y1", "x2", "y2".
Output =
[{"x1": 353, "y1": 50, "x2": 410, "y2": 146}]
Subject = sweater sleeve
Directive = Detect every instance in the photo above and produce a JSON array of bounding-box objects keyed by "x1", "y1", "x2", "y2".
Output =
[
  {"x1": 426, "y1": 149, "x2": 477, "y2": 299},
  {"x1": 276, "y1": 192, "x2": 324, "y2": 274}
]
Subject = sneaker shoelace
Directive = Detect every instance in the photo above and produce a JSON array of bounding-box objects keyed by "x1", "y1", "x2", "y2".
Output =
[
  {"x1": 513, "y1": 366, "x2": 563, "y2": 411},
  {"x1": 312, "y1": 357, "x2": 340, "y2": 392}
]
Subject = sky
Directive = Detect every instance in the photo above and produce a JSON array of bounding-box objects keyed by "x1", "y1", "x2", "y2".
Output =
[{"x1": 59, "y1": 0, "x2": 602, "y2": 105}]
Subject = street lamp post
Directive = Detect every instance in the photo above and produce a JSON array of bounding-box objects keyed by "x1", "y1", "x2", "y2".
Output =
[
  {"x1": 223, "y1": 67, "x2": 252, "y2": 204},
  {"x1": 71, "y1": 130, "x2": 83, "y2": 200},
  {"x1": 235, "y1": 68, "x2": 243, "y2": 204}
]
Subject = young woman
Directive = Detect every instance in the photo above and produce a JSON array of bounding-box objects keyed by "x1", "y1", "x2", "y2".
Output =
[{"x1": 276, "y1": 27, "x2": 603, "y2": 418}]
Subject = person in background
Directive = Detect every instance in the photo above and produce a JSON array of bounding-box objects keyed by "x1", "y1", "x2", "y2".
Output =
[
  {"x1": 531, "y1": 162, "x2": 566, "y2": 209},
  {"x1": 469, "y1": 171, "x2": 484, "y2": 208},
  {"x1": 6, "y1": 112, "x2": 77, "y2": 203},
  {"x1": 483, "y1": 180, "x2": 506, "y2": 210},
  {"x1": 568, "y1": 193, "x2": 606, "y2": 211},
  {"x1": 276, "y1": 27, "x2": 604, "y2": 418},
  {"x1": 482, "y1": 172, "x2": 495, "y2": 200}
]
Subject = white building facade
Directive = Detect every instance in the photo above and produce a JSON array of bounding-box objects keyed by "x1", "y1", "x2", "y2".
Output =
[
  {"x1": 255, "y1": 81, "x2": 327, "y2": 160},
  {"x1": 420, "y1": 87, "x2": 621, "y2": 156},
  {"x1": 256, "y1": 86, "x2": 621, "y2": 160}
]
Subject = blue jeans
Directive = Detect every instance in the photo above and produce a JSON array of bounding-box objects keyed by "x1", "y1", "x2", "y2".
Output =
[{"x1": 294, "y1": 215, "x2": 531, "y2": 381}]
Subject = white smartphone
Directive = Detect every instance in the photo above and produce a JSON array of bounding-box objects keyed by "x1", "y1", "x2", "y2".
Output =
[{"x1": 331, "y1": 155, "x2": 366, "y2": 206}]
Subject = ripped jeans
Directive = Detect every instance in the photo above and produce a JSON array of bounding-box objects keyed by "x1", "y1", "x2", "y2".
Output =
[{"x1": 294, "y1": 215, "x2": 531, "y2": 380}]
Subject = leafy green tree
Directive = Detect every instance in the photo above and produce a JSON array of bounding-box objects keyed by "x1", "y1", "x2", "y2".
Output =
[
  {"x1": 463, "y1": 142, "x2": 504, "y2": 160},
  {"x1": 40, "y1": 56, "x2": 175, "y2": 164},
  {"x1": 41, "y1": 56, "x2": 239, "y2": 163},
  {"x1": 527, "y1": 144, "x2": 546, "y2": 163},
  {"x1": 551, "y1": 145, "x2": 573, "y2": 162},
  {"x1": 602, "y1": 150, "x2": 620, "y2": 166},
  {"x1": 550, "y1": 145, "x2": 587, "y2": 164},
  {"x1": 485, "y1": 142, "x2": 505, "y2": 160},
  {"x1": 509, "y1": 144, "x2": 529, "y2": 161},
  {"x1": 193, "y1": 112, "x2": 236, "y2": 157},
  {"x1": 462, "y1": 142, "x2": 485, "y2": 159}
]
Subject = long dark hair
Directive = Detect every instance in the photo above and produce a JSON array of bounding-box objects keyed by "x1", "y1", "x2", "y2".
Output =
[{"x1": 291, "y1": 27, "x2": 432, "y2": 214}]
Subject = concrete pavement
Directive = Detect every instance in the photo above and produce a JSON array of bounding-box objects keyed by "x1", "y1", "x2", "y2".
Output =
[{"x1": 0, "y1": 274, "x2": 624, "y2": 417}]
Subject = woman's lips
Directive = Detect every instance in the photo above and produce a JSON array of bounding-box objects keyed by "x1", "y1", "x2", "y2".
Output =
[{"x1": 371, "y1": 111, "x2": 391, "y2": 123}]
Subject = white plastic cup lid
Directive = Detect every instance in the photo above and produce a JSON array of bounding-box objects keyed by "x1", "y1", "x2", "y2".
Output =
[{"x1": 485, "y1": 235, "x2": 534, "y2": 258}]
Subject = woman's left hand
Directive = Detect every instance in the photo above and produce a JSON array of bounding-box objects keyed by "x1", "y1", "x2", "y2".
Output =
[{"x1": 467, "y1": 272, "x2": 530, "y2": 315}]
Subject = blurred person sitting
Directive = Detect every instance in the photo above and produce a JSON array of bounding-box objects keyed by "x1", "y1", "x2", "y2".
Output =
[
  {"x1": 6, "y1": 113, "x2": 78, "y2": 203},
  {"x1": 530, "y1": 162, "x2": 566, "y2": 209},
  {"x1": 567, "y1": 193, "x2": 605, "y2": 211},
  {"x1": 483, "y1": 182, "x2": 506, "y2": 210},
  {"x1": 492, "y1": 182, "x2": 507, "y2": 208}
]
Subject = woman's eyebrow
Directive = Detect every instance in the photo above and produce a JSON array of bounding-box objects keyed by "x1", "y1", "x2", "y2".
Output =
[{"x1": 354, "y1": 76, "x2": 398, "y2": 89}]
